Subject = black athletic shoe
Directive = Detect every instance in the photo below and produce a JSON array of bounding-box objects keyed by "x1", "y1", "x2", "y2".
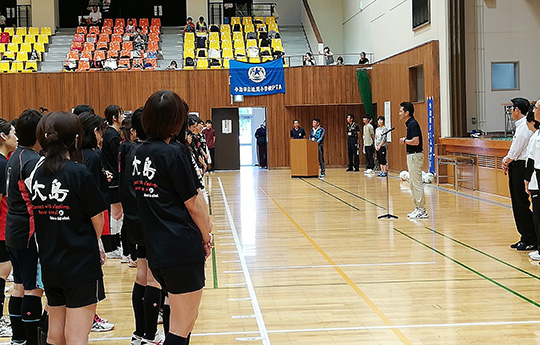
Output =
[
  {"x1": 516, "y1": 242, "x2": 535, "y2": 251},
  {"x1": 354, "y1": 168, "x2": 360, "y2": 172},
  {"x1": 346, "y1": 168, "x2": 353, "y2": 172},
  {"x1": 510, "y1": 241, "x2": 521, "y2": 249}
]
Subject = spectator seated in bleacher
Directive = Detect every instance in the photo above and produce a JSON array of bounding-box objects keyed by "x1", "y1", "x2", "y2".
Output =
[
  {"x1": 165, "y1": 60, "x2": 178, "y2": 70},
  {"x1": 125, "y1": 19, "x2": 136, "y2": 34},
  {"x1": 336, "y1": 56, "x2": 344, "y2": 65},
  {"x1": 358, "y1": 51, "x2": 369, "y2": 65},
  {"x1": 184, "y1": 17, "x2": 195, "y2": 34},
  {"x1": 303, "y1": 52, "x2": 315, "y2": 66},
  {"x1": 86, "y1": 6, "x2": 102, "y2": 26},
  {"x1": 133, "y1": 26, "x2": 147, "y2": 50},
  {"x1": 196, "y1": 16, "x2": 207, "y2": 34}
]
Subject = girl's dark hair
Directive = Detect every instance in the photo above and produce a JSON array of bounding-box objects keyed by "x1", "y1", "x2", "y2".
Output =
[
  {"x1": 120, "y1": 114, "x2": 133, "y2": 143},
  {"x1": 104, "y1": 104, "x2": 123, "y2": 125},
  {"x1": 37, "y1": 112, "x2": 83, "y2": 175},
  {"x1": 377, "y1": 115, "x2": 385, "y2": 123},
  {"x1": 526, "y1": 109, "x2": 540, "y2": 130},
  {"x1": 142, "y1": 90, "x2": 189, "y2": 142},
  {"x1": 73, "y1": 104, "x2": 94, "y2": 116},
  {"x1": 187, "y1": 114, "x2": 201, "y2": 127},
  {"x1": 0, "y1": 118, "x2": 12, "y2": 137},
  {"x1": 79, "y1": 112, "x2": 106, "y2": 149},
  {"x1": 131, "y1": 107, "x2": 146, "y2": 140},
  {"x1": 16, "y1": 109, "x2": 43, "y2": 147}
]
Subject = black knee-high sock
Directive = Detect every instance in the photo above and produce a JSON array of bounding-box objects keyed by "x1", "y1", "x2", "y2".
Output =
[
  {"x1": 163, "y1": 333, "x2": 187, "y2": 345},
  {"x1": 121, "y1": 224, "x2": 129, "y2": 257},
  {"x1": 0, "y1": 278, "x2": 6, "y2": 315},
  {"x1": 132, "y1": 283, "x2": 146, "y2": 337},
  {"x1": 186, "y1": 333, "x2": 191, "y2": 345},
  {"x1": 162, "y1": 304, "x2": 170, "y2": 335},
  {"x1": 115, "y1": 234, "x2": 121, "y2": 250},
  {"x1": 143, "y1": 286, "x2": 161, "y2": 340},
  {"x1": 129, "y1": 241, "x2": 137, "y2": 262},
  {"x1": 21, "y1": 295, "x2": 42, "y2": 345},
  {"x1": 9, "y1": 296, "x2": 25, "y2": 342}
]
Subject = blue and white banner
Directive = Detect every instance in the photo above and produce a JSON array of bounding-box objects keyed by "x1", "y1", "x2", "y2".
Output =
[
  {"x1": 230, "y1": 59, "x2": 286, "y2": 96},
  {"x1": 427, "y1": 97, "x2": 435, "y2": 174}
]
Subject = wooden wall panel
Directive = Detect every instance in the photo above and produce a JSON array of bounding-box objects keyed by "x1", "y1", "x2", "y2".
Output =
[{"x1": 0, "y1": 42, "x2": 441, "y2": 168}]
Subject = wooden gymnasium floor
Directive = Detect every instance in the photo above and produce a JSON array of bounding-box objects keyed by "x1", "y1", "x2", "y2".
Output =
[{"x1": 9, "y1": 167, "x2": 540, "y2": 344}]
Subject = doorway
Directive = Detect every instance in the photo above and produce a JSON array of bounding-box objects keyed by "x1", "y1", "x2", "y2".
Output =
[{"x1": 239, "y1": 107, "x2": 267, "y2": 167}]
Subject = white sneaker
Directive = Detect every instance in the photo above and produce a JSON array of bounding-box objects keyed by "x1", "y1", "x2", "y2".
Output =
[
  {"x1": 529, "y1": 250, "x2": 539, "y2": 258},
  {"x1": 91, "y1": 315, "x2": 115, "y2": 332},
  {"x1": 143, "y1": 331, "x2": 165, "y2": 345},
  {"x1": 0, "y1": 322, "x2": 12, "y2": 337},
  {"x1": 364, "y1": 169, "x2": 373, "y2": 174},
  {"x1": 120, "y1": 255, "x2": 129, "y2": 263},
  {"x1": 530, "y1": 252, "x2": 540, "y2": 261},
  {"x1": 410, "y1": 208, "x2": 428, "y2": 219},
  {"x1": 6, "y1": 272, "x2": 13, "y2": 283},
  {"x1": 0, "y1": 315, "x2": 11, "y2": 327},
  {"x1": 131, "y1": 333, "x2": 144, "y2": 345},
  {"x1": 106, "y1": 251, "x2": 121, "y2": 259},
  {"x1": 407, "y1": 208, "x2": 419, "y2": 218},
  {"x1": 128, "y1": 258, "x2": 137, "y2": 268}
]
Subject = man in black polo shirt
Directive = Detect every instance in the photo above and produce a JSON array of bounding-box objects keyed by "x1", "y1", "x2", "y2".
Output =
[
  {"x1": 346, "y1": 114, "x2": 360, "y2": 171},
  {"x1": 399, "y1": 102, "x2": 428, "y2": 219},
  {"x1": 290, "y1": 120, "x2": 306, "y2": 139}
]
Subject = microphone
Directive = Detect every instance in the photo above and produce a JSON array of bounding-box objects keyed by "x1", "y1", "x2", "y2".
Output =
[{"x1": 381, "y1": 127, "x2": 395, "y2": 136}]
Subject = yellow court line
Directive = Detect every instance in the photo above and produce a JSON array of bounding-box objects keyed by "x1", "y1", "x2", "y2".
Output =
[{"x1": 260, "y1": 186, "x2": 413, "y2": 345}]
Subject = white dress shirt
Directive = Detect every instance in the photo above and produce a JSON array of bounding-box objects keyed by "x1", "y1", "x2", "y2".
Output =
[
  {"x1": 527, "y1": 130, "x2": 538, "y2": 190},
  {"x1": 506, "y1": 116, "x2": 531, "y2": 162}
]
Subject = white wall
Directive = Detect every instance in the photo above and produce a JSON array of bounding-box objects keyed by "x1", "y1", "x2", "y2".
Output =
[
  {"x1": 254, "y1": 0, "x2": 302, "y2": 25},
  {"x1": 465, "y1": 0, "x2": 540, "y2": 133},
  {"x1": 187, "y1": 0, "x2": 207, "y2": 22},
  {"x1": 341, "y1": 0, "x2": 451, "y2": 137},
  {"x1": 31, "y1": 0, "x2": 57, "y2": 29},
  {"x1": 303, "y1": 0, "x2": 343, "y2": 54}
]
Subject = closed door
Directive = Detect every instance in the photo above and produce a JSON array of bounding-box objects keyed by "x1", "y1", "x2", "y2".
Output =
[{"x1": 212, "y1": 108, "x2": 240, "y2": 170}]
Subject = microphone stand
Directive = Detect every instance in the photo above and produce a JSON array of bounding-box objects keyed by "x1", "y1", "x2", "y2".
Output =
[{"x1": 378, "y1": 127, "x2": 398, "y2": 219}]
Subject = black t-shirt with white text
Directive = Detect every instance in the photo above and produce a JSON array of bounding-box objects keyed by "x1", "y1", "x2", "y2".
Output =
[
  {"x1": 101, "y1": 127, "x2": 121, "y2": 190},
  {"x1": 5, "y1": 147, "x2": 41, "y2": 249},
  {"x1": 29, "y1": 160, "x2": 107, "y2": 286},
  {"x1": 134, "y1": 140, "x2": 204, "y2": 269},
  {"x1": 119, "y1": 141, "x2": 141, "y2": 221}
]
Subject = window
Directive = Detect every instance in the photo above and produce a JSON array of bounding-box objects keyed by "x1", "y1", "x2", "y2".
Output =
[
  {"x1": 409, "y1": 65, "x2": 424, "y2": 103},
  {"x1": 412, "y1": 0, "x2": 430, "y2": 30},
  {"x1": 491, "y1": 62, "x2": 519, "y2": 90}
]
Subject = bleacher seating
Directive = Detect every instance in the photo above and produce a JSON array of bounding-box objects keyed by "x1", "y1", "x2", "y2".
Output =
[
  {"x1": 183, "y1": 16, "x2": 284, "y2": 70},
  {"x1": 65, "y1": 18, "x2": 161, "y2": 72},
  {"x1": 0, "y1": 26, "x2": 52, "y2": 73}
]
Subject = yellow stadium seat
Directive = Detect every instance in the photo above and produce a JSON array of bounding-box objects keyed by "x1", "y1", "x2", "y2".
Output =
[
  {"x1": 222, "y1": 48, "x2": 233, "y2": 59},
  {"x1": 10, "y1": 61, "x2": 23, "y2": 73},
  {"x1": 242, "y1": 17, "x2": 252, "y2": 26},
  {"x1": 261, "y1": 55, "x2": 272, "y2": 62},
  {"x1": 232, "y1": 32, "x2": 242, "y2": 41},
  {"x1": 19, "y1": 43, "x2": 32, "y2": 53},
  {"x1": 220, "y1": 24, "x2": 230, "y2": 34},
  {"x1": 234, "y1": 39, "x2": 245, "y2": 49},
  {"x1": 271, "y1": 39, "x2": 283, "y2": 50},
  {"x1": 221, "y1": 40, "x2": 232, "y2": 50},
  {"x1": 222, "y1": 58, "x2": 230, "y2": 69},
  {"x1": 3, "y1": 52, "x2": 15, "y2": 60},
  {"x1": 244, "y1": 24, "x2": 255, "y2": 33},
  {"x1": 260, "y1": 46, "x2": 271, "y2": 54},
  {"x1": 34, "y1": 42, "x2": 45, "y2": 53},
  {"x1": 16, "y1": 27, "x2": 27, "y2": 36},
  {"x1": 231, "y1": 17, "x2": 241, "y2": 26},
  {"x1": 235, "y1": 47, "x2": 246, "y2": 56},
  {"x1": 196, "y1": 58, "x2": 208, "y2": 69},
  {"x1": 266, "y1": 17, "x2": 276, "y2": 25},
  {"x1": 208, "y1": 40, "x2": 220, "y2": 50},
  {"x1": 0, "y1": 61, "x2": 9, "y2": 73},
  {"x1": 24, "y1": 35, "x2": 36, "y2": 44},
  {"x1": 254, "y1": 17, "x2": 264, "y2": 23},
  {"x1": 209, "y1": 32, "x2": 219, "y2": 41},
  {"x1": 246, "y1": 39, "x2": 257, "y2": 48},
  {"x1": 41, "y1": 27, "x2": 52, "y2": 36},
  {"x1": 25, "y1": 61, "x2": 38, "y2": 71},
  {"x1": 16, "y1": 52, "x2": 28, "y2": 62},
  {"x1": 28, "y1": 27, "x2": 39, "y2": 36},
  {"x1": 250, "y1": 57, "x2": 260, "y2": 63},
  {"x1": 184, "y1": 32, "x2": 195, "y2": 42},
  {"x1": 3, "y1": 27, "x2": 14, "y2": 36},
  {"x1": 269, "y1": 24, "x2": 279, "y2": 32},
  {"x1": 37, "y1": 34, "x2": 49, "y2": 44},
  {"x1": 0, "y1": 44, "x2": 4, "y2": 53},
  {"x1": 11, "y1": 35, "x2": 23, "y2": 44},
  {"x1": 7, "y1": 43, "x2": 18, "y2": 52},
  {"x1": 183, "y1": 49, "x2": 194, "y2": 59},
  {"x1": 236, "y1": 55, "x2": 247, "y2": 62}
]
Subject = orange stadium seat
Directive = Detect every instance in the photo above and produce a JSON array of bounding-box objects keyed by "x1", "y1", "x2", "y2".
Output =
[
  {"x1": 151, "y1": 18, "x2": 161, "y2": 27},
  {"x1": 115, "y1": 19, "x2": 125, "y2": 27},
  {"x1": 101, "y1": 26, "x2": 112, "y2": 35},
  {"x1": 83, "y1": 42, "x2": 95, "y2": 51},
  {"x1": 77, "y1": 60, "x2": 90, "y2": 71},
  {"x1": 120, "y1": 49, "x2": 131, "y2": 58},
  {"x1": 107, "y1": 50, "x2": 119, "y2": 59},
  {"x1": 122, "y1": 41, "x2": 133, "y2": 51},
  {"x1": 80, "y1": 51, "x2": 92, "y2": 60},
  {"x1": 89, "y1": 26, "x2": 100, "y2": 35},
  {"x1": 114, "y1": 27, "x2": 124, "y2": 35},
  {"x1": 139, "y1": 18, "x2": 149, "y2": 27},
  {"x1": 94, "y1": 50, "x2": 106, "y2": 60},
  {"x1": 96, "y1": 42, "x2": 108, "y2": 50},
  {"x1": 147, "y1": 41, "x2": 159, "y2": 51},
  {"x1": 118, "y1": 58, "x2": 130, "y2": 69},
  {"x1": 77, "y1": 26, "x2": 87, "y2": 34},
  {"x1": 109, "y1": 42, "x2": 121, "y2": 51},
  {"x1": 67, "y1": 50, "x2": 80, "y2": 60},
  {"x1": 70, "y1": 42, "x2": 82, "y2": 51},
  {"x1": 145, "y1": 58, "x2": 157, "y2": 68},
  {"x1": 98, "y1": 34, "x2": 110, "y2": 43},
  {"x1": 111, "y1": 34, "x2": 122, "y2": 43},
  {"x1": 103, "y1": 19, "x2": 113, "y2": 27}
]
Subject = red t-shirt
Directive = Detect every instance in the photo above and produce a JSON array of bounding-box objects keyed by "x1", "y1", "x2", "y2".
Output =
[{"x1": 203, "y1": 128, "x2": 215, "y2": 149}]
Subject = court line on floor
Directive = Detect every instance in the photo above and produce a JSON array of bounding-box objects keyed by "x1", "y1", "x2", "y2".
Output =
[
  {"x1": 313, "y1": 178, "x2": 385, "y2": 209},
  {"x1": 250, "y1": 261, "x2": 435, "y2": 271},
  {"x1": 300, "y1": 181, "x2": 540, "y2": 309},
  {"x1": 298, "y1": 178, "x2": 362, "y2": 211},
  {"x1": 218, "y1": 177, "x2": 271, "y2": 345},
  {"x1": 424, "y1": 226, "x2": 540, "y2": 281},
  {"x1": 260, "y1": 186, "x2": 413, "y2": 345}
]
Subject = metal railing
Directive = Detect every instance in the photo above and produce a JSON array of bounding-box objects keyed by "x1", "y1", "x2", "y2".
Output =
[
  {"x1": 284, "y1": 52, "x2": 374, "y2": 67},
  {"x1": 16, "y1": 5, "x2": 31, "y2": 27},
  {"x1": 208, "y1": 1, "x2": 276, "y2": 25}
]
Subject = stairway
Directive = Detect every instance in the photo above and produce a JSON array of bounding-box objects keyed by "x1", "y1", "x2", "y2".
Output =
[
  {"x1": 159, "y1": 26, "x2": 183, "y2": 69},
  {"x1": 40, "y1": 28, "x2": 75, "y2": 73},
  {"x1": 279, "y1": 25, "x2": 311, "y2": 67}
]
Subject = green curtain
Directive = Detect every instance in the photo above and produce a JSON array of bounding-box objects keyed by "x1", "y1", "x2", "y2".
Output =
[{"x1": 357, "y1": 70, "x2": 375, "y2": 120}]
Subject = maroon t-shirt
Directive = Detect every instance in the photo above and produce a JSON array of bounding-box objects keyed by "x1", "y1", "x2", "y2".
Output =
[{"x1": 203, "y1": 128, "x2": 215, "y2": 149}]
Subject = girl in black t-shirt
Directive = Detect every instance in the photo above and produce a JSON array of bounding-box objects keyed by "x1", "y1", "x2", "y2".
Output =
[
  {"x1": 29, "y1": 112, "x2": 108, "y2": 345},
  {"x1": 134, "y1": 91, "x2": 213, "y2": 345}
]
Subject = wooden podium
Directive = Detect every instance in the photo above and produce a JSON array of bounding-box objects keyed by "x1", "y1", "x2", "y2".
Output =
[{"x1": 290, "y1": 139, "x2": 319, "y2": 177}]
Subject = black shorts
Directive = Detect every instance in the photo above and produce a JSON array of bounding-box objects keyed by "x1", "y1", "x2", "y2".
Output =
[
  {"x1": 45, "y1": 278, "x2": 105, "y2": 308},
  {"x1": 8, "y1": 246, "x2": 40, "y2": 290},
  {"x1": 376, "y1": 146, "x2": 387, "y2": 165},
  {"x1": 136, "y1": 245, "x2": 146, "y2": 259},
  {"x1": 151, "y1": 262, "x2": 205, "y2": 294},
  {"x1": 125, "y1": 217, "x2": 145, "y2": 246},
  {"x1": 0, "y1": 241, "x2": 10, "y2": 263}
]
